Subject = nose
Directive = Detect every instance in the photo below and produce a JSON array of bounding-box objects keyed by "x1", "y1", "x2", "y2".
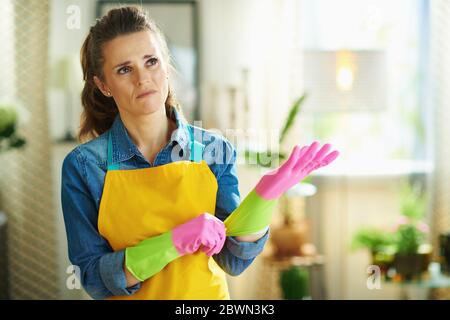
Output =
[{"x1": 135, "y1": 66, "x2": 150, "y2": 86}]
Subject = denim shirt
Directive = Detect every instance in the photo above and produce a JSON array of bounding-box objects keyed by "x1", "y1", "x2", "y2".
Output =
[{"x1": 60, "y1": 107, "x2": 269, "y2": 299}]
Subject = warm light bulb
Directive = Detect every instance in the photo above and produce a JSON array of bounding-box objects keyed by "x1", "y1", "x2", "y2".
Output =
[{"x1": 337, "y1": 67, "x2": 354, "y2": 91}]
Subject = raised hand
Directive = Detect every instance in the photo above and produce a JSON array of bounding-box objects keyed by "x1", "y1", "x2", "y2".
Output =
[
  {"x1": 255, "y1": 141, "x2": 339, "y2": 200},
  {"x1": 224, "y1": 141, "x2": 339, "y2": 237}
]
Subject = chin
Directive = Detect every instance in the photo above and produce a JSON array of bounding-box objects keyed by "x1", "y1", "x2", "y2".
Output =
[{"x1": 140, "y1": 101, "x2": 164, "y2": 114}]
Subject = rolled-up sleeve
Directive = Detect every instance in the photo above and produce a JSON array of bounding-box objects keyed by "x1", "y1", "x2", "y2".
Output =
[
  {"x1": 212, "y1": 139, "x2": 269, "y2": 276},
  {"x1": 61, "y1": 149, "x2": 141, "y2": 299}
]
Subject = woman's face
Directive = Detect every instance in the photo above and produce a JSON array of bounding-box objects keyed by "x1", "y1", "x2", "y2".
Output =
[{"x1": 94, "y1": 30, "x2": 169, "y2": 117}]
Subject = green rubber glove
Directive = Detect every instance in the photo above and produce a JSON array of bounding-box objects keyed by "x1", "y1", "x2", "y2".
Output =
[
  {"x1": 125, "y1": 231, "x2": 180, "y2": 282},
  {"x1": 224, "y1": 189, "x2": 278, "y2": 237}
]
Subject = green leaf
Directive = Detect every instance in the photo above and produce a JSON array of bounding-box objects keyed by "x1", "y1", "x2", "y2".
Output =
[
  {"x1": 243, "y1": 93, "x2": 306, "y2": 169},
  {"x1": 0, "y1": 123, "x2": 15, "y2": 138},
  {"x1": 351, "y1": 227, "x2": 394, "y2": 253},
  {"x1": 0, "y1": 107, "x2": 18, "y2": 133},
  {"x1": 9, "y1": 136, "x2": 26, "y2": 149},
  {"x1": 279, "y1": 94, "x2": 307, "y2": 144},
  {"x1": 399, "y1": 182, "x2": 426, "y2": 220},
  {"x1": 395, "y1": 224, "x2": 424, "y2": 255}
]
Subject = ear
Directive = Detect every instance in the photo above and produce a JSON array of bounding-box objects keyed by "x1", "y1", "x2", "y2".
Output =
[{"x1": 93, "y1": 76, "x2": 112, "y2": 97}]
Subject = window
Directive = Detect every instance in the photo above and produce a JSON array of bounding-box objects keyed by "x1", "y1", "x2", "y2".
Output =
[{"x1": 299, "y1": 0, "x2": 428, "y2": 163}]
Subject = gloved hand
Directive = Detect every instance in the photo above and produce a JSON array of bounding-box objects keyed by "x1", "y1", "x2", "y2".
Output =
[
  {"x1": 172, "y1": 213, "x2": 226, "y2": 257},
  {"x1": 255, "y1": 142, "x2": 339, "y2": 200},
  {"x1": 125, "y1": 213, "x2": 226, "y2": 282},
  {"x1": 224, "y1": 141, "x2": 339, "y2": 237}
]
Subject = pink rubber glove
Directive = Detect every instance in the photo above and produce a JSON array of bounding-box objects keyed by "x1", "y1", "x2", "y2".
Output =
[
  {"x1": 255, "y1": 141, "x2": 340, "y2": 200},
  {"x1": 200, "y1": 232, "x2": 226, "y2": 257},
  {"x1": 171, "y1": 213, "x2": 226, "y2": 257}
]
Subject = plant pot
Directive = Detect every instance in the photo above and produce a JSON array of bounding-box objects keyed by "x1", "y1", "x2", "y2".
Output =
[
  {"x1": 371, "y1": 251, "x2": 395, "y2": 277},
  {"x1": 270, "y1": 220, "x2": 310, "y2": 257},
  {"x1": 439, "y1": 233, "x2": 450, "y2": 274},
  {"x1": 393, "y1": 252, "x2": 430, "y2": 280}
]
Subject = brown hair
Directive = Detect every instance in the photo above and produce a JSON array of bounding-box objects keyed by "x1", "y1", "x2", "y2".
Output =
[{"x1": 79, "y1": 6, "x2": 182, "y2": 142}]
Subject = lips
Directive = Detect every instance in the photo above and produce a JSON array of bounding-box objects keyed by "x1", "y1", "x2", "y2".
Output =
[{"x1": 137, "y1": 90, "x2": 157, "y2": 99}]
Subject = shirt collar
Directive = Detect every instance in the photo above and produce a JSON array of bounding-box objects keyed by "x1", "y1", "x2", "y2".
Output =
[
  {"x1": 109, "y1": 106, "x2": 191, "y2": 164},
  {"x1": 169, "y1": 106, "x2": 190, "y2": 150}
]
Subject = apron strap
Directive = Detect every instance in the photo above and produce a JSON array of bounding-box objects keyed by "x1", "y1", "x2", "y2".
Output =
[
  {"x1": 107, "y1": 131, "x2": 120, "y2": 171},
  {"x1": 188, "y1": 126, "x2": 205, "y2": 162}
]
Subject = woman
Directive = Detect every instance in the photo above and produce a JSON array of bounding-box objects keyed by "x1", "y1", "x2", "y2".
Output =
[{"x1": 61, "y1": 6, "x2": 338, "y2": 300}]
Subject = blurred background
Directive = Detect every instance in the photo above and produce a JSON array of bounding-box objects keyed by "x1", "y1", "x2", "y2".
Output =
[{"x1": 1, "y1": 0, "x2": 450, "y2": 300}]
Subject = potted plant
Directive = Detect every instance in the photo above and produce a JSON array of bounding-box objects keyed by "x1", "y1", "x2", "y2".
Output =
[
  {"x1": 393, "y1": 222, "x2": 430, "y2": 280},
  {"x1": 279, "y1": 265, "x2": 310, "y2": 299},
  {"x1": 0, "y1": 102, "x2": 26, "y2": 154},
  {"x1": 392, "y1": 182, "x2": 431, "y2": 280},
  {"x1": 352, "y1": 182, "x2": 432, "y2": 281}
]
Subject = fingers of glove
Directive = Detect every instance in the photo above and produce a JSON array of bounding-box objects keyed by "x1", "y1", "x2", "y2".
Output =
[
  {"x1": 320, "y1": 150, "x2": 340, "y2": 166},
  {"x1": 181, "y1": 238, "x2": 201, "y2": 254},
  {"x1": 298, "y1": 145, "x2": 310, "y2": 158},
  {"x1": 198, "y1": 228, "x2": 218, "y2": 249},
  {"x1": 310, "y1": 149, "x2": 340, "y2": 171},
  {"x1": 312, "y1": 143, "x2": 332, "y2": 163},
  {"x1": 294, "y1": 145, "x2": 313, "y2": 174},
  {"x1": 207, "y1": 233, "x2": 225, "y2": 256},
  {"x1": 213, "y1": 219, "x2": 226, "y2": 237},
  {"x1": 212, "y1": 232, "x2": 226, "y2": 255},
  {"x1": 204, "y1": 243, "x2": 217, "y2": 257},
  {"x1": 293, "y1": 141, "x2": 320, "y2": 172},
  {"x1": 304, "y1": 149, "x2": 340, "y2": 174},
  {"x1": 199, "y1": 232, "x2": 216, "y2": 249},
  {"x1": 200, "y1": 244, "x2": 210, "y2": 254},
  {"x1": 302, "y1": 143, "x2": 332, "y2": 173},
  {"x1": 202, "y1": 240, "x2": 217, "y2": 256},
  {"x1": 204, "y1": 228, "x2": 223, "y2": 256},
  {"x1": 281, "y1": 145, "x2": 302, "y2": 171},
  {"x1": 189, "y1": 213, "x2": 225, "y2": 256},
  {"x1": 202, "y1": 225, "x2": 226, "y2": 256}
]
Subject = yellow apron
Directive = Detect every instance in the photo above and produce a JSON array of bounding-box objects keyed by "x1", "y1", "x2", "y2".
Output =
[{"x1": 97, "y1": 127, "x2": 230, "y2": 300}]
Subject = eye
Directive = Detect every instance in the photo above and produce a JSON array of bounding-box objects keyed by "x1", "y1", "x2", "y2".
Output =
[
  {"x1": 146, "y1": 57, "x2": 158, "y2": 67},
  {"x1": 118, "y1": 66, "x2": 131, "y2": 74}
]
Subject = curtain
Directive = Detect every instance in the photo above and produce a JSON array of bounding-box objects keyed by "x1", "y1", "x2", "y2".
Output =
[
  {"x1": 0, "y1": 0, "x2": 59, "y2": 299},
  {"x1": 430, "y1": 0, "x2": 450, "y2": 252}
]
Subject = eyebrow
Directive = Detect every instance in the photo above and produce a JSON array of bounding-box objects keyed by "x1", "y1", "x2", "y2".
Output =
[{"x1": 113, "y1": 54, "x2": 156, "y2": 69}]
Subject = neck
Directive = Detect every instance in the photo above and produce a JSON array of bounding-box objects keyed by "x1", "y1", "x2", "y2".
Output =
[{"x1": 120, "y1": 107, "x2": 174, "y2": 161}]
